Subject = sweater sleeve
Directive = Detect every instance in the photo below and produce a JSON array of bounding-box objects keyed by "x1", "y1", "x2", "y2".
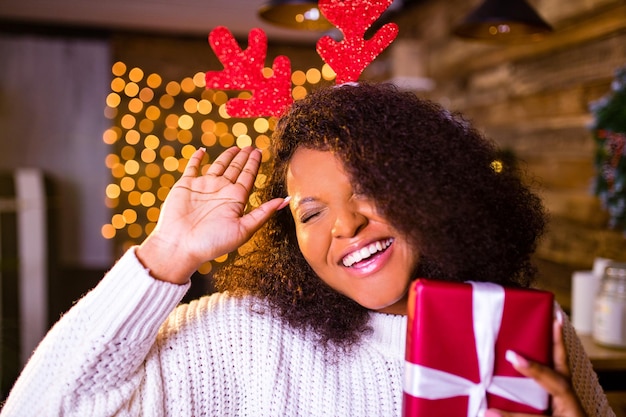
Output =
[
  {"x1": 0, "y1": 247, "x2": 190, "y2": 417},
  {"x1": 559, "y1": 305, "x2": 616, "y2": 417}
]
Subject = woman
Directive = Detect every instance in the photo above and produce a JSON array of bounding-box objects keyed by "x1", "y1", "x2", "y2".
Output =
[{"x1": 0, "y1": 83, "x2": 611, "y2": 416}]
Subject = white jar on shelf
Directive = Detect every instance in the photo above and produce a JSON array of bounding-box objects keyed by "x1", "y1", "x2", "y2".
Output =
[{"x1": 593, "y1": 262, "x2": 626, "y2": 349}]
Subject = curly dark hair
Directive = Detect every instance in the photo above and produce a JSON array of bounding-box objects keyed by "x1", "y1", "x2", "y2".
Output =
[{"x1": 214, "y1": 82, "x2": 547, "y2": 350}]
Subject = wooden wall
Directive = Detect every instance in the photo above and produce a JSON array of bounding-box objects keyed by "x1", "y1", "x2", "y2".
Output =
[{"x1": 390, "y1": 0, "x2": 626, "y2": 310}]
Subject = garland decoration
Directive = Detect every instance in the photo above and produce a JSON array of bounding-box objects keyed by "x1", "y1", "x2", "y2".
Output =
[{"x1": 590, "y1": 66, "x2": 626, "y2": 233}]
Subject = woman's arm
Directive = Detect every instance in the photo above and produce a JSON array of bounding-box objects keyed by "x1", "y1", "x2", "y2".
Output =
[
  {"x1": 1, "y1": 146, "x2": 287, "y2": 416},
  {"x1": 0, "y1": 248, "x2": 189, "y2": 416}
]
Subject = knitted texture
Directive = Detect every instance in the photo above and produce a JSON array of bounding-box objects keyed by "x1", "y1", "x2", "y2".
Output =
[
  {"x1": 560, "y1": 309, "x2": 616, "y2": 417},
  {"x1": 0, "y1": 248, "x2": 615, "y2": 416},
  {"x1": 0, "y1": 248, "x2": 406, "y2": 416},
  {"x1": 148, "y1": 294, "x2": 406, "y2": 416},
  {"x1": 0, "y1": 247, "x2": 190, "y2": 417}
]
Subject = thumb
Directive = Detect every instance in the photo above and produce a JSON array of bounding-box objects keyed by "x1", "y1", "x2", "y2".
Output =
[{"x1": 239, "y1": 197, "x2": 290, "y2": 234}]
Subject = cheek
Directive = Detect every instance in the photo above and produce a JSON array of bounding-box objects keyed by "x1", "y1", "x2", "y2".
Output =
[
  {"x1": 295, "y1": 227, "x2": 316, "y2": 259},
  {"x1": 403, "y1": 246, "x2": 421, "y2": 278},
  {"x1": 295, "y1": 225, "x2": 330, "y2": 266}
]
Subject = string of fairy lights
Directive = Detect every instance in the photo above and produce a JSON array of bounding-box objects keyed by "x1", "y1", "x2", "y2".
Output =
[{"x1": 102, "y1": 61, "x2": 336, "y2": 274}]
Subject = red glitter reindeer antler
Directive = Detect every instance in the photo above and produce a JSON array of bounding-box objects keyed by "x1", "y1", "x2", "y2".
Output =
[
  {"x1": 316, "y1": 0, "x2": 399, "y2": 84},
  {"x1": 205, "y1": 26, "x2": 293, "y2": 118}
]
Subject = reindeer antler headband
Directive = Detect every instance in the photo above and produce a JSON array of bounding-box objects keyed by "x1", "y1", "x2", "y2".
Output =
[{"x1": 205, "y1": 0, "x2": 399, "y2": 118}]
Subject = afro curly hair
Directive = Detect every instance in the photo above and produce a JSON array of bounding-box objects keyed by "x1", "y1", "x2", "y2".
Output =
[{"x1": 214, "y1": 82, "x2": 547, "y2": 350}]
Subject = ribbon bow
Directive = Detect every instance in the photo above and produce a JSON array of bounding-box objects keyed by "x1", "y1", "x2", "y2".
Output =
[{"x1": 403, "y1": 282, "x2": 548, "y2": 416}]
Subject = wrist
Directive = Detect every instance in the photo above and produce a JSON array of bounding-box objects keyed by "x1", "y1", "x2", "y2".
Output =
[{"x1": 136, "y1": 234, "x2": 198, "y2": 285}]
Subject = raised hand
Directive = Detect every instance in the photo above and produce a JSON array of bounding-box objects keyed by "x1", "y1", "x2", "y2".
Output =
[{"x1": 136, "y1": 146, "x2": 288, "y2": 284}]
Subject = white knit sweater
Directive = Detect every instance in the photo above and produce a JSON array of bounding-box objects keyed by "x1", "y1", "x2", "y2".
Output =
[
  {"x1": 0, "y1": 248, "x2": 615, "y2": 417},
  {"x1": 0, "y1": 248, "x2": 407, "y2": 416}
]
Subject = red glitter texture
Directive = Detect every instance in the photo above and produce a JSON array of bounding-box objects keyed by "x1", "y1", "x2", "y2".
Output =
[
  {"x1": 205, "y1": 26, "x2": 293, "y2": 118},
  {"x1": 316, "y1": 0, "x2": 399, "y2": 84}
]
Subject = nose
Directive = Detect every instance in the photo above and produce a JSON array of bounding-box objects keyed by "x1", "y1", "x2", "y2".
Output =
[{"x1": 331, "y1": 205, "x2": 368, "y2": 238}]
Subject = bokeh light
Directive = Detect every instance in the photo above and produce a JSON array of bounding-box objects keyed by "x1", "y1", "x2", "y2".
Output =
[{"x1": 104, "y1": 60, "x2": 333, "y2": 274}]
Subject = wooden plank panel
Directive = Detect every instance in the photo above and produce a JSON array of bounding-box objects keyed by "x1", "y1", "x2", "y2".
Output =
[
  {"x1": 539, "y1": 190, "x2": 607, "y2": 225},
  {"x1": 524, "y1": 155, "x2": 594, "y2": 189},
  {"x1": 430, "y1": 3, "x2": 626, "y2": 78}
]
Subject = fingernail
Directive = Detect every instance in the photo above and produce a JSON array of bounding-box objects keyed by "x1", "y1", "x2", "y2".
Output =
[
  {"x1": 278, "y1": 196, "x2": 291, "y2": 210},
  {"x1": 484, "y1": 410, "x2": 502, "y2": 417},
  {"x1": 505, "y1": 349, "x2": 529, "y2": 368},
  {"x1": 555, "y1": 309, "x2": 563, "y2": 326},
  {"x1": 199, "y1": 147, "x2": 206, "y2": 153}
]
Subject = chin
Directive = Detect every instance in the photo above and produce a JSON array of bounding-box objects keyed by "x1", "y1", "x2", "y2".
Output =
[
  {"x1": 359, "y1": 299, "x2": 396, "y2": 311},
  {"x1": 367, "y1": 293, "x2": 409, "y2": 314}
]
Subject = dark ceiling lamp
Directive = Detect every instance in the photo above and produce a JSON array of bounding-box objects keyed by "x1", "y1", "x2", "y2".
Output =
[
  {"x1": 453, "y1": 0, "x2": 553, "y2": 43},
  {"x1": 258, "y1": 0, "x2": 334, "y2": 31}
]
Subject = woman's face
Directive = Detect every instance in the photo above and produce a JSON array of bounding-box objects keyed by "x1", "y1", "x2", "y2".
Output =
[{"x1": 286, "y1": 148, "x2": 419, "y2": 315}]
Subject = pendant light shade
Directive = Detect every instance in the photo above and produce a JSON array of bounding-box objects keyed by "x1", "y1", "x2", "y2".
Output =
[
  {"x1": 453, "y1": 0, "x2": 552, "y2": 42},
  {"x1": 258, "y1": 0, "x2": 333, "y2": 31}
]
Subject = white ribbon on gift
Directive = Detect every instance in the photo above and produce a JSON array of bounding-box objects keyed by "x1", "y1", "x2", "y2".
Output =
[{"x1": 403, "y1": 281, "x2": 549, "y2": 417}]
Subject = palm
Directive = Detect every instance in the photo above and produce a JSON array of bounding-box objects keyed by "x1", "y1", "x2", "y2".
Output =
[
  {"x1": 164, "y1": 174, "x2": 247, "y2": 253},
  {"x1": 152, "y1": 146, "x2": 283, "y2": 267}
]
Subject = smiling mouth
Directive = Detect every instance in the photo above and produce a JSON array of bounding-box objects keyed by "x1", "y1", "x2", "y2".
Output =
[{"x1": 342, "y1": 238, "x2": 394, "y2": 267}]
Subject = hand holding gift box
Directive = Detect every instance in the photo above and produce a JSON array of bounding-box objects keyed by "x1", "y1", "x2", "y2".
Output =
[{"x1": 403, "y1": 279, "x2": 554, "y2": 416}]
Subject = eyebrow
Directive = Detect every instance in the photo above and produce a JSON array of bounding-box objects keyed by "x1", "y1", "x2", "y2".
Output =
[{"x1": 292, "y1": 196, "x2": 317, "y2": 210}]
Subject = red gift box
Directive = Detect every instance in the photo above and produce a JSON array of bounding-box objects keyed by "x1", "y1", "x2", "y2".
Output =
[{"x1": 403, "y1": 279, "x2": 553, "y2": 417}]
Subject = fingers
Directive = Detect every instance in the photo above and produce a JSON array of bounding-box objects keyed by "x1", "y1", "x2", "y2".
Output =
[
  {"x1": 206, "y1": 146, "x2": 262, "y2": 189},
  {"x1": 552, "y1": 311, "x2": 570, "y2": 378},
  {"x1": 505, "y1": 349, "x2": 571, "y2": 398},
  {"x1": 182, "y1": 147, "x2": 207, "y2": 178},
  {"x1": 502, "y1": 311, "x2": 571, "y2": 397},
  {"x1": 205, "y1": 146, "x2": 241, "y2": 177},
  {"x1": 226, "y1": 147, "x2": 262, "y2": 191},
  {"x1": 240, "y1": 197, "x2": 291, "y2": 234},
  {"x1": 503, "y1": 329, "x2": 586, "y2": 417}
]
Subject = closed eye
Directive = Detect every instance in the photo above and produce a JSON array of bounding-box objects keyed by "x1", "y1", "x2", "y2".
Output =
[{"x1": 300, "y1": 211, "x2": 320, "y2": 224}]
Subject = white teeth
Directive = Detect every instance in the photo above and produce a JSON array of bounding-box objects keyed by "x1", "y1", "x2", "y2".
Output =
[{"x1": 342, "y1": 238, "x2": 394, "y2": 267}]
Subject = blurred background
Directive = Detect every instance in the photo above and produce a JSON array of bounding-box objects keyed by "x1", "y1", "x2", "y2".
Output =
[{"x1": 1, "y1": 0, "x2": 625, "y2": 409}]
